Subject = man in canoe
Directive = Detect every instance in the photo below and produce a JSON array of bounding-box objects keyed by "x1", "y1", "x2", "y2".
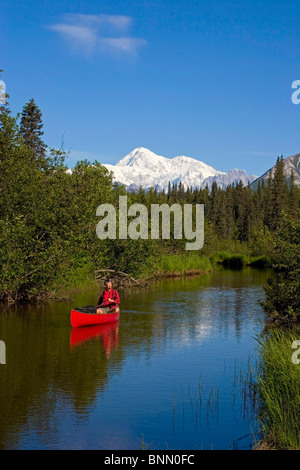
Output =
[{"x1": 96, "y1": 279, "x2": 120, "y2": 315}]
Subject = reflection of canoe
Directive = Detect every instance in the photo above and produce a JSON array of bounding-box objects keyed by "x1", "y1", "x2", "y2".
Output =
[
  {"x1": 70, "y1": 322, "x2": 119, "y2": 350},
  {"x1": 70, "y1": 309, "x2": 120, "y2": 328}
]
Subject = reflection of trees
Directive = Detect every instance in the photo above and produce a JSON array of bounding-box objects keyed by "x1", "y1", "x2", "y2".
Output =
[
  {"x1": 0, "y1": 305, "x2": 123, "y2": 449},
  {"x1": 0, "y1": 268, "x2": 269, "y2": 449}
]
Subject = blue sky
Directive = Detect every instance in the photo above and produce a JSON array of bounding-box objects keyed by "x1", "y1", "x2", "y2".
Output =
[{"x1": 1, "y1": 0, "x2": 300, "y2": 175}]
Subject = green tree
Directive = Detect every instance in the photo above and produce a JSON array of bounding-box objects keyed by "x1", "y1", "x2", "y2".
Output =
[
  {"x1": 263, "y1": 212, "x2": 300, "y2": 323},
  {"x1": 289, "y1": 170, "x2": 299, "y2": 216},
  {"x1": 270, "y1": 156, "x2": 288, "y2": 230},
  {"x1": 20, "y1": 98, "x2": 47, "y2": 167},
  {"x1": 263, "y1": 172, "x2": 274, "y2": 229}
]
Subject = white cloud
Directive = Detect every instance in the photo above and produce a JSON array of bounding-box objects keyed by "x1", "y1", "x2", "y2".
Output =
[
  {"x1": 48, "y1": 14, "x2": 147, "y2": 57},
  {"x1": 103, "y1": 15, "x2": 133, "y2": 31},
  {"x1": 66, "y1": 14, "x2": 133, "y2": 31},
  {"x1": 99, "y1": 37, "x2": 148, "y2": 56},
  {"x1": 49, "y1": 23, "x2": 98, "y2": 55}
]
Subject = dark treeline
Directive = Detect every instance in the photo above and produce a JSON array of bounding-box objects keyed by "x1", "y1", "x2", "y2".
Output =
[
  {"x1": 132, "y1": 155, "x2": 299, "y2": 244},
  {"x1": 0, "y1": 87, "x2": 299, "y2": 309}
]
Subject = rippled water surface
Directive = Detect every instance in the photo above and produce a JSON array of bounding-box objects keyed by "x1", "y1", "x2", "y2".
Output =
[{"x1": 0, "y1": 268, "x2": 270, "y2": 449}]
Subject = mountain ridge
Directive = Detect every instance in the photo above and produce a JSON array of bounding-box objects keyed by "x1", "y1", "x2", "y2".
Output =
[
  {"x1": 250, "y1": 152, "x2": 300, "y2": 189},
  {"x1": 103, "y1": 147, "x2": 258, "y2": 192}
]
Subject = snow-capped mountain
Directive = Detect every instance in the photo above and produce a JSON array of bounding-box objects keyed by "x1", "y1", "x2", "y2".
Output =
[{"x1": 103, "y1": 147, "x2": 257, "y2": 192}]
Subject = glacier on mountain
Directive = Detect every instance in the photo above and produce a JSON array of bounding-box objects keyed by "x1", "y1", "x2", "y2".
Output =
[{"x1": 102, "y1": 147, "x2": 257, "y2": 191}]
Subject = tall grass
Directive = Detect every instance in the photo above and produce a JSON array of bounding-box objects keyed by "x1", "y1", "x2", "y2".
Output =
[
  {"x1": 155, "y1": 253, "x2": 212, "y2": 276},
  {"x1": 153, "y1": 251, "x2": 270, "y2": 277},
  {"x1": 256, "y1": 328, "x2": 300, "y2": 450}
]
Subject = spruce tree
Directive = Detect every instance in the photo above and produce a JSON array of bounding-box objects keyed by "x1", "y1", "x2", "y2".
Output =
[
  {"x1": 167, "y1": 181, "x2": 171, "y2": 200},
  {"x1": 289, "y1": 170, "x2": 299, "y2": 215},
  {"x1": 209, "y1": 181, "x2": 220, "y2": 225},
  {"x1": 20, "y1": 98, "x2": 47, "y2": 166},
  {"x1": 224, "y1": 184, "x2": 234, "y2": 238},
  {"x1": 264, "y1": 172, "x2": 274, "y2": 228},
  {"x1": 271, "y1": 156, "x2": 288, "y2": 230},
  {"x1": 254, "y1": 181, "x2": 264, "y2": 226},
  {"x1": 216, "y1": 190, "x2": 230, "y2": 238}
]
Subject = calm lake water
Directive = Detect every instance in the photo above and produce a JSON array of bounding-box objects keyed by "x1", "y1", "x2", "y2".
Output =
[{"x1": 0, "y1": 267, "x2": 270, "y2": 450}]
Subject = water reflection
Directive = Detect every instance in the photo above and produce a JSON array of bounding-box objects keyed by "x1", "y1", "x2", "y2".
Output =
[{"x1": 0, "y1": 268, "x2": 270, "y2": 449}]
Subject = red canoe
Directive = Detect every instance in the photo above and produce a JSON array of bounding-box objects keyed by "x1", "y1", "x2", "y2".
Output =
[{"x1": 70, "y1": 309, "x2": 120, "y2": 328}]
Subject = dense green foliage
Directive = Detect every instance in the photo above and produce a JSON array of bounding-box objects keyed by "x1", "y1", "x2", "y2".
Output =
[
  {"x1": 0, "y1": 85, "x2": 299, "y2": 302},
  {"x1": 256, "y1": 328, "x2": 300, "y2": 450},
  {"x1": 262, "y1": 212, "x2": 300, "y2": 323}
]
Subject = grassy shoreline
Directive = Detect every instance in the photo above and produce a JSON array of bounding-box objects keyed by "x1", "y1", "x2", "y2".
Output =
[
  {"x1": 152, "y1": 253, "x2": 213, "y2": 278},
  {"x1": 0, "y1": 251, "x2": 272, "y2": 304},
  {"x1": 255, "y1": 327, "x2": 300, "y2": 450}
]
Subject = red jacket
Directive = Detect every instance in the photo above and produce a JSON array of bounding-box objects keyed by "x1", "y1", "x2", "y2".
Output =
[{"x1": 97, "y1": 289, "x2": 120, "y2": 308}]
